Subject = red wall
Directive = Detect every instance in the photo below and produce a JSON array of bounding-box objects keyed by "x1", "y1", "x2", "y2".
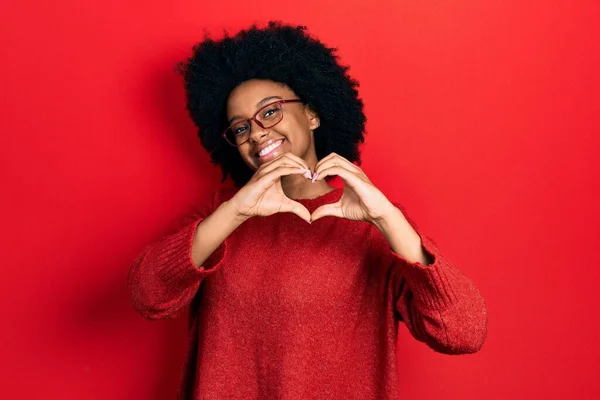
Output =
[{"x1": 2, "y1": 1, "x2": 599, "y2": 398}]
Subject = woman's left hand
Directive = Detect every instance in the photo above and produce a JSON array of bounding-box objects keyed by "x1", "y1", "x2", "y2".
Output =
[{"x1": 310, "y1": 153, "x2": 397, "y2": 223}]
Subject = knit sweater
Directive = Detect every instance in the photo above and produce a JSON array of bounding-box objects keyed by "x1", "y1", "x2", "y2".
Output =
[{"x1": 128, "y1": 187, "x2": 487, "y2": 400}]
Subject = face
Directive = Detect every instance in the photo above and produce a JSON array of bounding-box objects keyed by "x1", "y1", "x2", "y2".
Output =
[{"x1": 226, "y1": 79, "x2": 320, "y2": 171}]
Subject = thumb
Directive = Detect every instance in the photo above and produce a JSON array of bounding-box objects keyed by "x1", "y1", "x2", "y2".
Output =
[
  {"x1": 311, "y1": 203, "x2": 343, "y2": 222},
  {"x1": 280, "y1": 200, "x2": 311, "y2": 223}
]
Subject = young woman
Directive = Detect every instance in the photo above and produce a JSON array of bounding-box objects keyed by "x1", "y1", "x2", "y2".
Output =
[{"x1": 128, "y1": 21, "x2": 487, "y2": 400}]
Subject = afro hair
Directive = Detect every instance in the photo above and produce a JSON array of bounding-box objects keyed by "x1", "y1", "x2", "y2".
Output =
[{"x1": 177, "y1": 20, "x2": 366, "y2": 187}]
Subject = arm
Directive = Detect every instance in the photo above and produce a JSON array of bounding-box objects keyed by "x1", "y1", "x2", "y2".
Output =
[
  {"x1": 128, "y1": 153, "x2": 318, "y2": 320},
  {"x1": 127, "y1": 191, "x2": 246, "y2": 320},
  {"x1": 372, "y1": 204, "x2": 488, "y2": 354},
  {"x1": 128, "y1": 154, "x2": 317, "y2": 320},
  {"x1": 307, "y1": 152, "x2": 487, "y2": 353}
]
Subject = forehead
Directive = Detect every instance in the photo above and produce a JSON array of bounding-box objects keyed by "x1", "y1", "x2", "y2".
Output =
[{"x1": 226, "y1": 80, "x2": 297, "y2": 116}]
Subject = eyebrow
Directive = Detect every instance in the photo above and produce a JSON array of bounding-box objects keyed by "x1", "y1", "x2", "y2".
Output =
[{"x1": 228, "y1": 96, "x2": 283, "y2": 124}]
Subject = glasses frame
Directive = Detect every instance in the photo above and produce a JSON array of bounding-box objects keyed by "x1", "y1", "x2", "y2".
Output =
[{"x1": 222, "y1": 99, "x2": 304, "y2": 147}]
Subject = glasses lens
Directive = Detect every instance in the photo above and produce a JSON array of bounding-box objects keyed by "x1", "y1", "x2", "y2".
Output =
[
  {"x1": 223, "y1": 102, "x2": 286, "y2": 146},
  {"x1": 225, "y1": 121, "x2": 251, "y2": 146},
  {"x1": 256, "y1": 102, "x2": 283, "y2": 128}
]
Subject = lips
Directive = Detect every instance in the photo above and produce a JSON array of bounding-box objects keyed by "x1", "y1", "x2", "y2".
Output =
[{"x1": 255, "y1": 139, "x2": 285, "y2": 159}]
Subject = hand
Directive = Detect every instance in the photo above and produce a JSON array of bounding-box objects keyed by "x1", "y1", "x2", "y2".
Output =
[
  {"x1": 310, "y1": 153, "x2": 396, "y2": 223},
  {"x1": 229, "y1": 153, "x2": 313, "y2": 223}
]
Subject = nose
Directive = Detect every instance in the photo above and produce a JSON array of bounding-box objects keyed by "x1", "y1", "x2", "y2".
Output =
[{"x1": 248, "y1": 120, "x2": 270, "y2": 143}]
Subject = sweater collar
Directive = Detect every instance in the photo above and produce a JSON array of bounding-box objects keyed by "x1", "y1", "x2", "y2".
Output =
[{"x1": 292, "y1": 187, "x2": 343, "y2": 210}]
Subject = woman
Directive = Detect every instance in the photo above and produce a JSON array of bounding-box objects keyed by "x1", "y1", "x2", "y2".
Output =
[{"x1": 128, "y1": 21, "x2": 487, "y2": 399}]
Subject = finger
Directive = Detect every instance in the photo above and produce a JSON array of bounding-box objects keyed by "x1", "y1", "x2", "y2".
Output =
[
  {"x1": 315, "y1": 153, "x2": 362, "y2": 175},
  {"x1": 314, "y1": 159, "x2": 359, "y2": 177},
  {"x1": 277, "y1": 152, "x2": 312, "y2": 171},
  {"x1": 258, "y1": 156, "x2": 306, "y2": 174},
  {"x1": 258, "y1": 154, "x2": 312, "y2": 177},
  {"x1": 313, "y1": 165, "x2": 365, "y2": 188},
  {"x1": 279, "y1": 200, "x2": 311, "y2": 223},
  {"x1": 257, "y1": 166, "x2": 309, "y2": 190},
  {"x1": 312, "y1": 158, "x2": 358, "y2": 183},
  {"x1": 263, "y1": 152, "x2": 311, "y2": 171},
  {"x1": 311, "y1": 203, "x2": 343, "y2": 222},
  {"x1": 313, "y1": 152, "x2": 336, "y2": 171}
]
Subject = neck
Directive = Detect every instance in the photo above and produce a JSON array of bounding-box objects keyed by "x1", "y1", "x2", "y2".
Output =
[{"x1": 280, "y1": 175, "x2": 334, "y2": 200}]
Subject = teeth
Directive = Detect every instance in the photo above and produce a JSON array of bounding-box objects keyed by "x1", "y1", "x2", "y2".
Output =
[{"x1": 258, "y1": 140, "x2": 283, "y2": 157}]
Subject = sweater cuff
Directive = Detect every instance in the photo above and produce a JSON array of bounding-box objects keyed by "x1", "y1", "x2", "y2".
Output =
[
  {"x1": 152, "y1": 218, "x2": 227, "y2": 290},
  {"x1": 391, "y1": 234, "x2": 458, "y2": 311}
]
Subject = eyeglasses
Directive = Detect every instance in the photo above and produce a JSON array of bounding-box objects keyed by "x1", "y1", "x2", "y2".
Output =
[{"x1": 222, "y1": 99, "x2": 303, "y2": 147}]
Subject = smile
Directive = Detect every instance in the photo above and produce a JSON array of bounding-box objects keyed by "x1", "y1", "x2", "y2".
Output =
[{"x1": 257, "y1": 139, "x2": 284, "y2": 158}]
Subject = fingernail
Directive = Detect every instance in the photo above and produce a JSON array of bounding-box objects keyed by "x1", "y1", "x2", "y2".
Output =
[
  {"x1": 303, "y1": 169, "x2": 312, "y2": 179},
  {"x1": 311, "y1": 172, "x2": 319, "y2": 183}
]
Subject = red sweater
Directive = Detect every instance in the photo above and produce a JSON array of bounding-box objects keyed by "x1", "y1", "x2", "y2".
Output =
[{"x1": 128, "y1": 187, "x2": 487, "y2": 399}]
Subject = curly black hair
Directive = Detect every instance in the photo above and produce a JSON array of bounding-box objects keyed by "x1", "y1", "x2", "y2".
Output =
[{"x1": 177, "y1": 20, "x2": 366, "y2": 187}]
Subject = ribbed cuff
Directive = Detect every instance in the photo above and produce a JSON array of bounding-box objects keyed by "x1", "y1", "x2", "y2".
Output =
[
  {"x1": 391, "y1": 234, "x2": 459, "y2": 311},
  {"x1": 152, "y1": 218, "x2": 227, "y2": 291}
]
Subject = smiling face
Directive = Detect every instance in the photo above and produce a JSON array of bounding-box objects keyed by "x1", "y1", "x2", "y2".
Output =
[{"x1": 226, "y1": 79, "x2": 320, "y2": 171}]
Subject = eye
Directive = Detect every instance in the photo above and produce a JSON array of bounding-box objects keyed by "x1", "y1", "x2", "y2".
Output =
[
  {"x1": 233, "y1": 124, "x2": 249, "y2": 135},
  {"x1": 262, "y1": 107, "x2": 281, "y2": 119}
]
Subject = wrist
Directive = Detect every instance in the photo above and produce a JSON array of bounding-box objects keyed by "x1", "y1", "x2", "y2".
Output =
[
  {"x1": 220, "y1": 200, "x2": 250, "y2": 226},
  {"x1": 371, "y1": 204, "x2": 406, "y2": 232},
  {"x1": 371, "y1": 205, "x2": 430, "y2": 264}
]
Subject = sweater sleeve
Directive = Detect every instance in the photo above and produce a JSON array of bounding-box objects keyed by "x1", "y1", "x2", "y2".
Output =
[
  {"x1": 127, "y1": 191, "x2": 228, "y2": 320},
  {"x1": 374, "y1": 204, "x2": 488, "y2": 354}
]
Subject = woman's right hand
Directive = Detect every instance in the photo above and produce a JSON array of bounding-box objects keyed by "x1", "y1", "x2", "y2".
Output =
[{"x1": 228, "y1": 153, "x2": 313, "y2": 223}]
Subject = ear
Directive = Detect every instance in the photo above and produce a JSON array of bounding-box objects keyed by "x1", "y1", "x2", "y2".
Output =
[{"x1": 304, "y1": 105, "x2": 320, "y2": 130}]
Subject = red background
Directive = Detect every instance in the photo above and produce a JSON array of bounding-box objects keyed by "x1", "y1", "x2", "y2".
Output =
[{"x1": 1, "y1": 0, "x2": 599, "y2": 398}]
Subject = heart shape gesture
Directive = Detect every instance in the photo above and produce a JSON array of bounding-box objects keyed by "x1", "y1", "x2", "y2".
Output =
[
  {"x1": 227, "y1": 151, "x2": 429, "y2": 264},
  {"x1": 228, "y1": 152, "x2": 398, "y2": 225}
]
